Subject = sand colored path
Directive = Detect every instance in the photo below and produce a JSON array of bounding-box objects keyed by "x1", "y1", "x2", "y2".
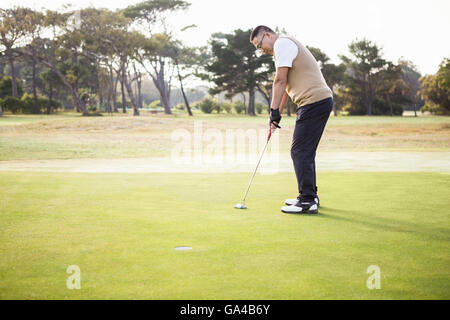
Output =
[{"x1": 0, "y1": 152, "x2": 449, "y2": 173}]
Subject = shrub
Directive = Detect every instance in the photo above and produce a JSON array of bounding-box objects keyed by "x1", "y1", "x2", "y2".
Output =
[
  {"x1": 83, "y1": 112, "x2": 103, "y2": 117},
  {"x1": 342, "y1": 97, "x2": 403, "y2": 116},
  {"x1": 255, "y1": 102, "x2": 266, "y2": 114},
  {"x1": 191, "y1": 101, "x2": 200, "y2": 110},
  {"x1": 175, "y1": 103, "x2": 185, "y2": 110},
  {"x1": 149, "y1": 100, "x2": 162, "y2": 109},
  {"x1": 233, "y1": 101, "x2": 245, "y2": 114},
  {"x1": 0, "y1": 76, "x2": 23, "y2": 99},
  {"x1": 421, "y1": 103, "x2": 445, "y2": 115},
  {"x1": 0, "y1": 96, "x2": 23, "y2": 114},
  {"x1": 20, "y1": 93, "x2": 35, "y2": 113},
  {"x1": 372, "y1": 97, "x2": 403, "y2": 116},
  {"x1": 41, "y1": 96, "x2": 62, "y2": 113},
  {"x1": 116, "y1": 100, "x2": 130, "y2": 108},
  {"x1": 20, "y1": 93, "x2": 62, "y2": 114},
  {"x1": 99, "y1": 103, "x2": 113, "y2": 112},
  {"x1": 220, "y1": 102, "x2": 233, "y2": 114},
  {"x1": 199, "y1": 96, "x2": 219, "y2": 114}
]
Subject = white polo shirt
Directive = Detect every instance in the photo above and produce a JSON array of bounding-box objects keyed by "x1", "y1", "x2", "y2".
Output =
[{"x1": 273, "y1": 36, "x2": 299, "y2": 68}]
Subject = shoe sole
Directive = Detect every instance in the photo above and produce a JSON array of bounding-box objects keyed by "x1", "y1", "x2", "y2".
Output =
[{"x1": 281, "y1": 209, "x2": 318, "y2": 214}]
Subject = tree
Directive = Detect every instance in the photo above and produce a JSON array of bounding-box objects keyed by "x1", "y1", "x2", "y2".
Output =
[
  {"x1": 204, "y1": 29, "x2": 273, "y2": 116},
  {"x1": 74, "y1": 7, "x2": 135, "y2": 114},
  {"x1": 419, "y1": 58, "x2": 450, "y2": 115},
  {"x1": 19, "y1": 8, "x2": 140, "y2": 116},
  {"x1": 22, "y1": 9, "x2": 45, "y2": 114},
  {"x1": 398, "y1": 59, "x2": 423, "y2": 116},
  {"x1": 375, "y1": 62, "x2": 408, "y2": 116},
  {"x1": 123, "y1": 0, "x2": 191, "y2": 115},
  {"x1": 40, "y1": 68, "x2": 61, "y2": 114},
  {"x1": 14, "y1": 9, "x2": 92, "y2": 115},
  {"x1": 171, "y1": 42, "x2": 196, "y2": 116},
  {"x1": 136, "y1": 33, "x2": 175, "y2": 114},
  {"x1": 339, "y1": 39, "x2": 390, "y2": 115},
  {"x1": 131, "y1": 62, "x2": 143, "y2": 110},
  {"x1": 307, "y1": 46, "x2": 345, "y2": 116},
  {"x1": 103, "y1": 29, "x2": 145, "y2": 116},
  {"x1": 81, "y1": 8, "x2": 130, "y2": 114},
  {"x1": 0, "y1": 7, "x2": 31, "y2": 98},
  {"x1": 122, "y1": 0, "x2": 189, "y2": 28}
]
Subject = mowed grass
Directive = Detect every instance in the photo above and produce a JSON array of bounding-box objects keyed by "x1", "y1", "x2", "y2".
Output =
[
  {"x1": 0, "y1": 171, "x2": 449, "y2": 299},
  {"x1": 0, "y1": 113, "x2": 449, "y2": 161}
]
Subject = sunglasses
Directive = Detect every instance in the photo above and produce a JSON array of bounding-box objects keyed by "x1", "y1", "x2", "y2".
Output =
[{"x1": 256, "y1": 33, "x2": 265, "y2": 51}]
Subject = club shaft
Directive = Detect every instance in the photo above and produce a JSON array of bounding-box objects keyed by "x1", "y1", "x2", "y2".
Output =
[{"x1": 241, "y1": 137, "x2": 270, "y2": 204}]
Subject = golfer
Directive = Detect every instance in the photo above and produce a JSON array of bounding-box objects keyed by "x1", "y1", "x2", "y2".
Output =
[{"x1": 250, "y1": 25, "x2": 333, "y2": 214}]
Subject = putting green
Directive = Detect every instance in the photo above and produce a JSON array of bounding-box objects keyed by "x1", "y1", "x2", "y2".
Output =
[{"x1": 0, "y1": 171, "x2": 449, "y2": 299}]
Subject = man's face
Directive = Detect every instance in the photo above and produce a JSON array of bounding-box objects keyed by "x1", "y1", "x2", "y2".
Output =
[{"x1": 252, "y1": 32, "x2": 273, "y2": 55}]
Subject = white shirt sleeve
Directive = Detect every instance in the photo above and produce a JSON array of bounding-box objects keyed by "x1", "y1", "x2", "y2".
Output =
[{"x1": 274, "y1": 38, "x2": 299, "y2": 68}]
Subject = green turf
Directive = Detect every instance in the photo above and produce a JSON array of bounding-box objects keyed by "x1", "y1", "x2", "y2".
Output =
[{"x1": 0, "y1": 171, "x2": 448, "y2": 299}]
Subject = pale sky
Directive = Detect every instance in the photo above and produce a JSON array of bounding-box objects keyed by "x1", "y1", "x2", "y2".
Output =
[{"x1": 2, "y1": 0, "x2": 449, "y2": 76}]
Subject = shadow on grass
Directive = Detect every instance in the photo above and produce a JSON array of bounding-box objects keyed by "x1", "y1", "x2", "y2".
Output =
[{"x1": 316, "y1": 207, "x2": 449, "y2": 241}]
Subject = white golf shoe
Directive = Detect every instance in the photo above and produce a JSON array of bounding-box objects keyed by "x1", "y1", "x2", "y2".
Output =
[
  {"x1": 285, "y1": 195, "x2": 320, "y2": 207},
  {"x1": 281, "y1": 201, "x2": 318, "y2": 214}
]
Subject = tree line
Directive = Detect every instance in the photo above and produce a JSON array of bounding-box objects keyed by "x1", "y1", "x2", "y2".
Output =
[{"x1": 0, "y1": 1, "x2": 448, "y2": 117}]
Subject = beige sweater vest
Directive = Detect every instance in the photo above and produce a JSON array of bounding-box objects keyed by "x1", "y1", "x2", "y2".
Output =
[{"x1": 277, "y1": 35, "x2": 332, "y2": 107}]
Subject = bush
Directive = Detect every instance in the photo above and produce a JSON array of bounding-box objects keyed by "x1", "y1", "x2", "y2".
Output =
[
  {"x1": 116, "y1": 100, "x2": 130, "y2": 108},
  {"x1": 220, "y1": 102, "x2": 233, "y2": 114},
  {"x1": 175, "y1": 103, "x2": 185, "y2": 110},
  {"x1": 421, "y1": 103, "x2": 446, "y2": 115},
  {"x1": 20, "y1": 93, "x2": 35, "y2": 113},
  {"x1": 341, "y1": 97, "x2": 403, "y2": 116},
  {"x1": 0, "y1": 76, "x2": 24, "y2": 99},
  {"x1": 191, "y1": 101, "x2": 200, "y2": 110},
  {"x1": 199, "y1": 96, "x2": 219, "y2": 114},
  {"x1": 41, "y1": 96, "x2": 62, "y2": 113},
  {"x1": 99, "y1": 103, "x2": 113, "y2": 112},
  {"x1": 20, "y1": 93, "x2": 62, "y2": 114},
  {"x1": 83, "y1": 112, "x2": 103, "y2": 117},
  {"x1": 0, "y1": 96, "x2": 23, "y2": 114},
  {"x1": 372, "y1": 97, "x2": 403, "y2": 116},
  {"x1": 341, "y1": 100, "x2": 365, "y2": 115},
  {"x1": 79, "y1": 89, "x2": 97, "y2": 112},
  {"x1": 233, "y1": 101, "x2": 245, "y2": 114},
  {"x1": 255, "y1": 102, "x2": 266, "y2": 114},
  {"x1": 149, "y1": 100, "x2": 162, "y2": 108}
]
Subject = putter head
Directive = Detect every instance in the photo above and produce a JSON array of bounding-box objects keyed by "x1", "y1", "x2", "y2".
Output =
[{"x1": 234, "y1": 203, "x2": 247, "y2": 209}]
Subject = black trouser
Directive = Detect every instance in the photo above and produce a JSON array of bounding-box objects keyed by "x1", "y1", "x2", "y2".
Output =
[{"x1": 291, "y1": 97, "x2": 333, "y2": 201}]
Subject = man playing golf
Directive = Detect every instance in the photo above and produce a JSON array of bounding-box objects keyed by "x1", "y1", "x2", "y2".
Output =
[{"x1": 250, "y1": 25, "x2": 333, "y2": 214}]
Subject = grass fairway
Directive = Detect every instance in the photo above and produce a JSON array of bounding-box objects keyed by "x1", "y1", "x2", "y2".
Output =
[{"x1": 1, "y1": 171, "x2": 449, "y2": 299}]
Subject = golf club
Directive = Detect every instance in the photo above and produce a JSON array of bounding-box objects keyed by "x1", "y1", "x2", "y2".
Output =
[{"x1": 234, "y1": 123, "x2": 276, "y2": 209}]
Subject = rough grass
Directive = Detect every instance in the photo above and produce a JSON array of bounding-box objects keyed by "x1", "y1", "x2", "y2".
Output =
[
  {"x1": 1, "y1": 113, "x2": 449, "y2": 161},
  {"x1": 0, "y1": 171, "x2": 449, "y2": 299}
]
